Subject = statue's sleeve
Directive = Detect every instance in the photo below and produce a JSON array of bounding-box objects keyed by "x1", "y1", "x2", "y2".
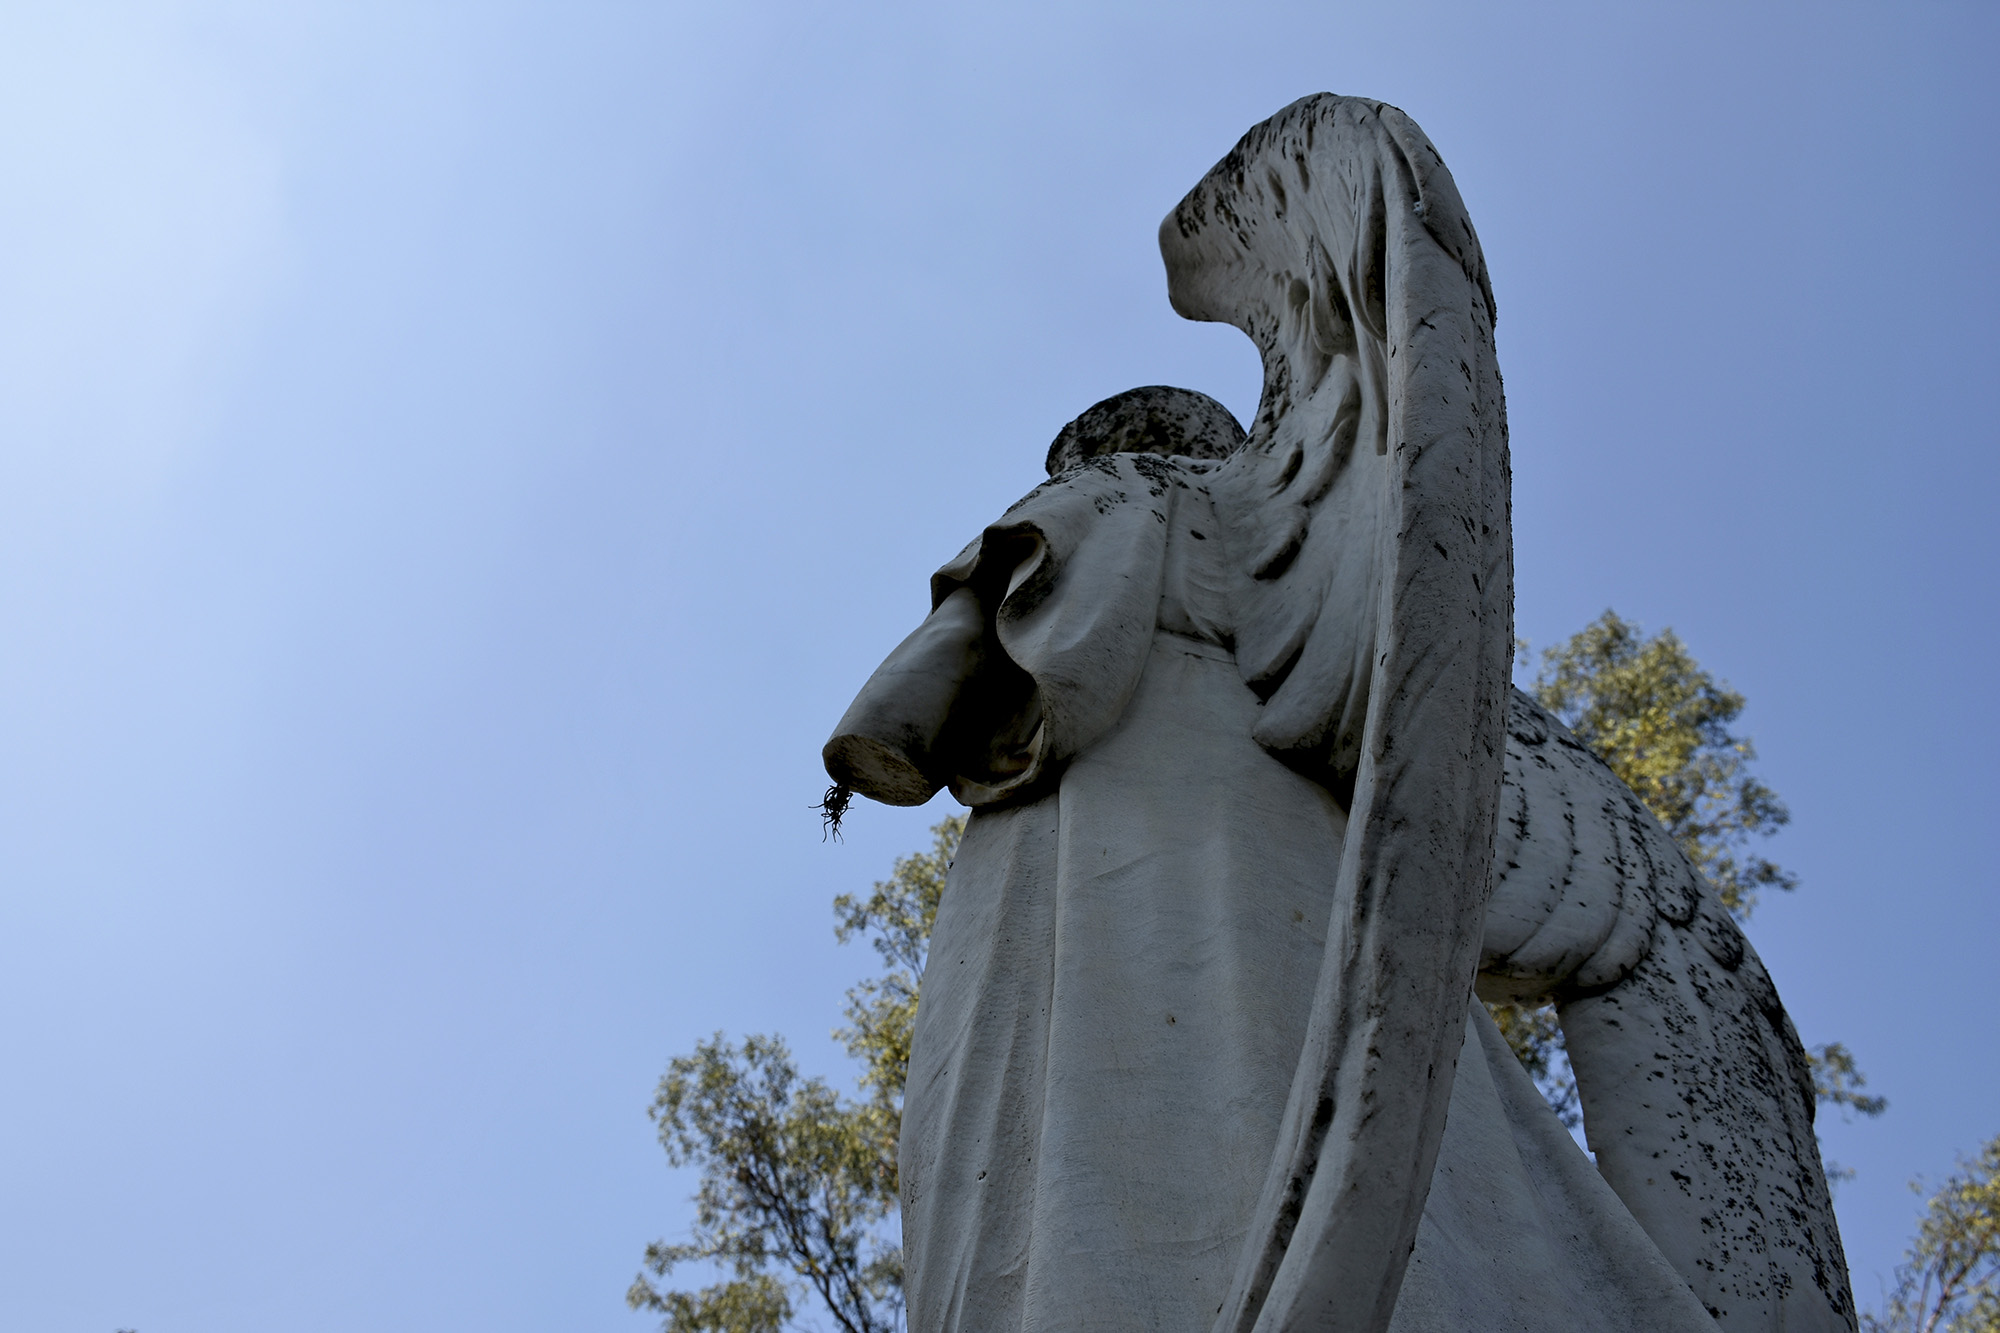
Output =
[
  {"x1": 824, "y1": 458, "x2": 1172, "y2": 809},
  {"x1": 1481, "y1": 687, "x2": 1854, "y2": 1332}
]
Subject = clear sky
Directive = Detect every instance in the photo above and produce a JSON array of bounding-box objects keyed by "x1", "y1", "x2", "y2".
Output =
[{"x1": 2, "y1": 3, "x2": 1994, "y2": 1330}]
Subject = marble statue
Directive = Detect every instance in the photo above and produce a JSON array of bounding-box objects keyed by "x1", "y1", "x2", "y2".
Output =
[{"x1": 825, "y1": 95, "x2": 1853, "y2": 1333}]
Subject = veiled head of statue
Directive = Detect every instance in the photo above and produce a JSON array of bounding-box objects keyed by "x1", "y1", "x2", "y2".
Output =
[{"x1": 1044, "y1": 385, "x2": 1246, "y2": 477}]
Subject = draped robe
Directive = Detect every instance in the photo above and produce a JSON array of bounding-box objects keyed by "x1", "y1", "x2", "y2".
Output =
[
  {"x1": 828, "y1": 93, "x2": 1852, "y2": 1333},
  {"x1": 838, "y1": 453, "x2": 1716, "y2": 1332}
]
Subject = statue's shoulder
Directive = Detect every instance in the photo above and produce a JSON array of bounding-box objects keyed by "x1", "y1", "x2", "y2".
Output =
[{"x1": 1006, "y1": 451, "x2": 1213, "y2": 520}]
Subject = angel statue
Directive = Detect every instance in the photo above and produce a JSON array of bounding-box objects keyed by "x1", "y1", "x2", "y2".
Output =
[{"x1": 824, "y1": 95, "x2": 1853, "y2": 1333}]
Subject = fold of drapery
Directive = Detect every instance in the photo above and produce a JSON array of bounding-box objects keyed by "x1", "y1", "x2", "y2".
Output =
[
  {"x1": 827, "y1": 90, "x2": 1849, "y2": 1333},
  {"x1": 1161, "y1": 95, "x2": 1513, "y2": 1333}
]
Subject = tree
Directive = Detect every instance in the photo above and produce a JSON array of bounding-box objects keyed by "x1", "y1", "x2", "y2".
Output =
[
  {"x1": 829, "y1": 817, "x2": 959, "y2": 1162},
  {"x1": 630, "y1": 824, "x2": 959, "y2": 1332},
  {"x1": 1813, "y1": 1041, "x2": 1890, "y2": 1119},
  {"x1": 627, "y1": 1033, "x2": 900, "y2": 1333},
  {"x1": 1531, "y1": 609, "x2": 1793, "y2": 919},
  {"x1": 1863, "y1": 1134, "x2": 2000, "y2": 1333}
]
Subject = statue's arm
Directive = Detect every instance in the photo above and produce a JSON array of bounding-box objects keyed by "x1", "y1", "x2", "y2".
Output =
[
  {"x1": 1484, "y1": 688, "x2": 1854, "y2": 1333},
  {"x1": 823, "y1": 586, "x2": 987, "y2": 806},
  {"x1": 1561, "y1": 919, "x2": 1849, "y2": 1332},
  {"x1": 825, "y1": 462, "x2": 1180, "y2": 813}
]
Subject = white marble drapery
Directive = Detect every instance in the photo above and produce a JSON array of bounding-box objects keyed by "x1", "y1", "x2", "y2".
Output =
[
  {"x1": 858, "y1": 455, "x2": 1715, "y2": 1331},
  {"x1": 827, "y1": 94, "x2": 1853, "y2": 1333}
]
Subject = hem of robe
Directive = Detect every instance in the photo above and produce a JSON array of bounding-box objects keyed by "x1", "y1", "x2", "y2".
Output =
[{"x1": 1385, "y1": 1003, "x2": 1719, "y2": 1333}]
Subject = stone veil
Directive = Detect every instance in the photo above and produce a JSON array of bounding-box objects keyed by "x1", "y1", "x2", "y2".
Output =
[{"x1": 825, "y1": 95, "x2": 1852, "y2": 1333}]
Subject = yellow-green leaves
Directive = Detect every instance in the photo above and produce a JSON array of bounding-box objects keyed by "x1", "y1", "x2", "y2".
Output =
[
  {"x1": 1864, "y1": 1135, "x2": 2000, "y2": 1333},
  {"x1": 832, "y1": 815, "x2": 962, "y2": 1123},
  {"x1": 630, "y1": 818, "x2": 965, "y2": 1333},
  {"x1": 629, "y1": 1033, "x2": 902, "y2": 1333},
  {"x1": 1532, "y1": 610, "x2": 1794, "y2": 921}
]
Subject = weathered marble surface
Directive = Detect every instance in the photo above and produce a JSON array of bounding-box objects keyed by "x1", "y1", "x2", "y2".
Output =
[
  {"x1": 826, "y1": 93, "x2": 1852, "y2": 1332},
  {"x1": 1487, "y1": 687, "x2": 1852, "y2": 1330}
]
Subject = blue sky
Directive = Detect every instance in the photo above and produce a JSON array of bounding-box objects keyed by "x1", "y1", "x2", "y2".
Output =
[{"x1": 2, "y1": 3, "x2": 1994, "y2": 1330}]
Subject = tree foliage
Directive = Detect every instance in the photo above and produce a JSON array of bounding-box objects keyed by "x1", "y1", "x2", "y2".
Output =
[
  {"x1": 1811, "y1": 1041, "x2": 1890, "y2": 1120},
  {"x1": 830, "y1": 817, "x2": 960, "y2": 1152},
  {"x1": 1532, "y1": 609, "x2": 1794, "y2": 920},
  {"x1": 627, "y1": 1033, "x2": 901, "y2": 1333},
  {"x1": 632, "y1": 824, "x2": 962, "y2": 1332},
  {"x1": 1863, "y1": 1134, "x2": 2000, "y2": 1333}
]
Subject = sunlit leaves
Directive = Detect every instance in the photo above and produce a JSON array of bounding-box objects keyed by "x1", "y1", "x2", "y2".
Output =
[
  {"x1": 628, "y1": 1034, "x2": 901, "y2": 1333},
  {"x1": 832, "y1": 816, "x2": 962, "y2": 1129},
  {"x1": 1533, "y1": 609, "x2": 1794, "y2": 921},
  {"x1": 632, "y1": 818, "x2": 964, "y2": 1332},
  {"x1": 1863, "y1": 1135, "x2": 2000, "y2": 1333}
]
